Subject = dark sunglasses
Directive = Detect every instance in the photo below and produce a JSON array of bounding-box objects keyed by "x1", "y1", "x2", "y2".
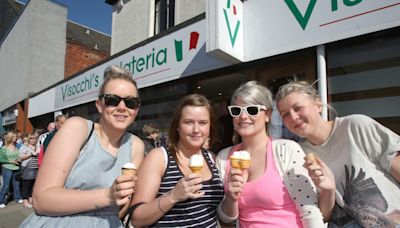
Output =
[
  {"x1": 99, "y1": 94, "x2": 140, "y2": 110},
  {"x1": 228, "y1": 105, "x2": 267, "y2": 117}
]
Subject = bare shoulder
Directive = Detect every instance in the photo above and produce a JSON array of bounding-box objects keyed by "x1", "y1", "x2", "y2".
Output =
[
  {"x1": 140, "y1": 147, "x2": 166, "y2": 172},
  {"x1": 55, "y1": 116, "x2": 89, "y2": 140}
]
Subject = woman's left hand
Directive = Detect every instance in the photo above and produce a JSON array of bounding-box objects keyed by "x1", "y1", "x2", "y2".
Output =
[
  {"x1": 109, "y1": 175, "x2": 137, "y2": 206},
  {"x1": 304, "y1": 156, "x2": 335, "y2": 191}
]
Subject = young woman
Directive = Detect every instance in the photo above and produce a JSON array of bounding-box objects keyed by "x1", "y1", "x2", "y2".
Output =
[
  {"x1": 276, "y1": 80, "x2": 400, "y2": 227},
  {"x1": 20, "y1": 65, "x2": 145, "y2": 227},
  {"x1": 130, "y1": 94, "x2": 224, "y2": 227},
  {"x1": 19, "y1": 134, "x2": 39, "y2": 208},
  {"x1": 217, "y1": 81, "x2": 334, "y2": 228},
  {"x1": 0, "y1": 131, "x2": 22, "y2": 208}
]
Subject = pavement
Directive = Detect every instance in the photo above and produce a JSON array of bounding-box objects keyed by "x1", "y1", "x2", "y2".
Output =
[{"x1": 0, "y1": 201, "x2": 34, "y2": 228}]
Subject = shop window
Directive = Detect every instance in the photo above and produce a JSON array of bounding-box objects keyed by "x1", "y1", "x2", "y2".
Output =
[
  {"x1": 327, "y1": 29, "x2": 400, "y2": 134},
  {"x1": 154, "y1": 0, "x2": 175, "y2": 34}
]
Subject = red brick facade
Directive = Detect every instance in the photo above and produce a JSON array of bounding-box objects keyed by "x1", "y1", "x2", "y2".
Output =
[{"x1": 64, "y1": 42, "x2": 109, "y2": 78}]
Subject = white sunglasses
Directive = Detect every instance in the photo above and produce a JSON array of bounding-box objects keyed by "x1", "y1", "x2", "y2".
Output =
[{"x1": 228, "y1": 105, "x2": 267, "y2": 117}]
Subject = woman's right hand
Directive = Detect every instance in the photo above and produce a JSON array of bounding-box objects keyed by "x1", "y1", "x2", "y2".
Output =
[
  {"x1": 170, "y1": 173, "x2": 204, "y2": 202},
  {"x1": 109, "y1": 174, "x2": 137, "y2": 206},
  {"x1": 227, "y1": 168, "x2": 248, "y2": 201}
]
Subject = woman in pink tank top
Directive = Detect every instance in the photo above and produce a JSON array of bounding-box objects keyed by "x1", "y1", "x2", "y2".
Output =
[{"x1": 217, "y1": 81, "x2": 336, "y2": 228}]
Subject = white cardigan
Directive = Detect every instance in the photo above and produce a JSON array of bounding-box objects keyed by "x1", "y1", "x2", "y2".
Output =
[{"x1": 216, "y1": 139, "x2": 326, "y2": 228}]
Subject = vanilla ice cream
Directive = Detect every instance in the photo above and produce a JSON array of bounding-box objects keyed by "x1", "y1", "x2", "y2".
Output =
[{"x1": 189, "y1": 154, "x2": 203, "y2": 174}]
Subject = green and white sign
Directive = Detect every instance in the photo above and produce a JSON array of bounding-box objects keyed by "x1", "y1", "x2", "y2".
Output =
[
  {"x1": 208, "y1": 0, "x2": 400, "y2": 61},
  {"x1": 207, "y1": 0, "x2": 244, "y2": 62},
  {"x1": 30, "y1": 19, "x2": 229, "y2": 117}
]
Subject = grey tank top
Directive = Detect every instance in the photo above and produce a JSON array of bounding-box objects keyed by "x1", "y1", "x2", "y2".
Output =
[
  {"x1": 20, "y1": 120, "x2": 133, "y2": 228},
  {"x1": 65, "y1": 120, "x2": 132, "y2": 211}
]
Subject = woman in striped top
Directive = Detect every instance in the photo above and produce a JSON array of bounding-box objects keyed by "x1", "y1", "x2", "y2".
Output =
[{"x1": 130, "y1": 94, "x2": 224, "y2": 227}]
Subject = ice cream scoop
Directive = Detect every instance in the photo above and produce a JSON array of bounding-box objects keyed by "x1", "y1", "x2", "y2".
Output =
[
  {"x1": 121, "y1": 162, "x2": 137, "y2": 176},
  {"x1": 189, "y1": 154, "x2": 203, "y2": 174}
]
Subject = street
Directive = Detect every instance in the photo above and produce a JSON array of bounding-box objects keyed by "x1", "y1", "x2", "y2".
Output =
[{"x1": 0, "y1": 201, "x2": 33, "y2": 228}]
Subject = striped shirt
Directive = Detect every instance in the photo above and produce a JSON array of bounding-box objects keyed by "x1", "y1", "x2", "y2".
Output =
[{"x1": 151, "y1": 148, "x2": 224, "y2": 228}]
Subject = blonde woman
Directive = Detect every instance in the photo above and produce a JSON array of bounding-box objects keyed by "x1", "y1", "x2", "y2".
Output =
[
  {"x1": 19, "y1": 134, "x2": 39, "y2": 208},
  {"x1": 276, "y1": 80, "x2": 400, "y2": 227},
  {"x1": 217, "y1": 81, "x2": 334, "y2": 228},
  {"x1": 0, "y1": 131, "x2": 22, "y2": 208},
  {"x1": 20, "y1": 65, "x2": 145, "y2": 227}
]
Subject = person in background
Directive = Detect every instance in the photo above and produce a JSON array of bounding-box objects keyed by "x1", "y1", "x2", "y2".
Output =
[
  {"x1": 276, "y1": 80, "x2": 400, "y2": 227},
  {"x1": 15, "y1": 130, "x2": 23, "y2": 149},
  {"x1": 217, "y1": 81, "x2": 334, "y2": 228},
  {"x1": 42, "y1": 114, "x2": 67, "y2": 152},
  {"x1": 0, "y1": 134, "x2": 4, "y2": 148},
  {"x1": 0, "y1": 131, "x2": 23, "y2": 208},
  {"x1": 142, "y1": 123, "x2": 161, "y2": 155},
  {"x1": 130, "y1": 94, "x2": 224, "y2": 227},
  {"x1": 35, "y1": 122, "x2": 55, "y2": 154},
  {"x1": 20, "y1": 65, "x2": 145, "y2": 227},
  {"x1": 19, "y1": 134, "x2": 39, "y2": 208}
]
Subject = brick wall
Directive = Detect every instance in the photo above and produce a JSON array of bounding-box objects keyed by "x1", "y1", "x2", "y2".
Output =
[{"x1": 64, "y1": 42, "x2": 109, "y2": 78}]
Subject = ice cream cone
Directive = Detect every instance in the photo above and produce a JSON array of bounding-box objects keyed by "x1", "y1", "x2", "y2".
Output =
[
  {"x1": 230, "y1": 156, "x2": 241, "y2": 169},
  {"x1": 189, "y1": 154, "x2": 203, "y2": 174},
  {"x1": 305, "y1": 153, "x2": 317, "y2": 164},
  {"x1": 122, "y1": 168, "x2": 137, "y2": 176},
  {"x1": 189, "y1": 165, "x2": 203, "y2": 174},
  {"x1": 239, "y1": 159, "x2": 251, "y2": 169},
  {"x1": 121, "y1": 162, "x2": 137, "y2": 176}
]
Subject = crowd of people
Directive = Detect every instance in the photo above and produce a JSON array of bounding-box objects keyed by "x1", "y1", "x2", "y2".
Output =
[{"x1": 0, "y1": 65, "x2": 398, "y2": 227}]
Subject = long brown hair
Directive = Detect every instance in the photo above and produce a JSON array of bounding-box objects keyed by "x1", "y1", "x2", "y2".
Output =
[{"x1": 167, "y1": 94, "x2": 218, "y2": 157}]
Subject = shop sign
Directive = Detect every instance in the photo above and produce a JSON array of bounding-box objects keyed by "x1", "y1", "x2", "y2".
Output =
[
  {"x1": 38, "y1": 19, "x2": 228, "y2": 116},
  {"x1": 207, "y1": 0, "x2": 244, "y2": 62},
  {"x1": 207, "y1": 0, "x2": 400, "y2": 61}
]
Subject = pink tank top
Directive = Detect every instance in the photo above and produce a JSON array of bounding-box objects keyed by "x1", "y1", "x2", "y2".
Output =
[{"x1": 225, "y1": 138, "x2": 303, "y2": 228}]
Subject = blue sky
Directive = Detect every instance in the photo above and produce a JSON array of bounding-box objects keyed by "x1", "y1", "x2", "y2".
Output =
[{"x1": 20, "y1": 0, "x2": 112, "y2": 35}]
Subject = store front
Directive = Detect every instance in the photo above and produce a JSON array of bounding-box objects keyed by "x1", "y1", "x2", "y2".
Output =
[{"x1": 26, "y1": 1, "x2": 400, "y2": 146}]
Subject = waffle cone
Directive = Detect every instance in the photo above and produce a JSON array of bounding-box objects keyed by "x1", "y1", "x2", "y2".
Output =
[
  {"x1": 189, "y1": 166, "x2": 202, "y2": 174},
  {"x1": 239, "y1": 159, "x2": 251, "y2": 169},
  {"x1": 305, "y1": 153, "x2": 317, "y2": 164},
  {"x1": 122, "y1": 168, "x2": 137, "y2": 176},
  {"x1": 230, "y1": 157, "x2": 241, "y2": 169}
]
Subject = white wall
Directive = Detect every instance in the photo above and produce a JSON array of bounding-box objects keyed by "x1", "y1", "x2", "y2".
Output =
[
  {"x1": 111, "y1": 0, "x2": 152, "y2": 55},
  {"x1": 0, "y1": 0, "x2": 67, "y2": 111},
  {"x1": 110, "y1": 0, "x2": 206, "y2": 55},
  {"x1": 175, "y1": 0, "x2": 205, "y2": 24}
]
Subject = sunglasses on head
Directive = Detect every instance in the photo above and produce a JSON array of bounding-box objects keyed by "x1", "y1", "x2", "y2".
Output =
[
  {"x1": 228, "y1": 105, "x2": 267, "y2": 117},
  {"x1": 99, "y1": 94, "x2": 140, "y2": 110}
]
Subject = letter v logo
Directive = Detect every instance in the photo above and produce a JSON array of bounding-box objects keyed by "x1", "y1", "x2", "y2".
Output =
[
  {"x1": 223, "y1": 0, "x2": 241, "y2": 47},
  {"x1": 284, "y1": 0, "x2": 317, "y2": 30}
]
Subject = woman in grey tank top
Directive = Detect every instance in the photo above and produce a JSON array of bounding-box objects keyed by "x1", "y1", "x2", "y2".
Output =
[{"x1": 20, "y1": 65, "x2": 145, "y2": 228}]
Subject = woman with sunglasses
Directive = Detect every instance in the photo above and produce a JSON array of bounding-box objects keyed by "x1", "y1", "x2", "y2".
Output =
[
  {"x1": 129, "y1": 94, "x2": 224, "y2": 227},
  {"x1": 217, "y1": 81, "x2": 333, "y2": 228},
  {"x1": 21, "y1": 65, "x2": 145, "y2": 228},
  {"x1": 276, "y1": 80, "x2": 400, "y2": 227}
]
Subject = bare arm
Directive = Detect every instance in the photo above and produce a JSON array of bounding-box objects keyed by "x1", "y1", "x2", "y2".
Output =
[
  {"x1": 220, "y1": 168, "x2": 246, "y2": 220},
  {"x1": 390, "y1": 152, "x2": 400, "y2": 183},
  {"x1": 33, "y1": 117, "x2": 134, "y2": 216},
  {"x1": 131, "y1": 148, "x2": 203, "y2": 227}
]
